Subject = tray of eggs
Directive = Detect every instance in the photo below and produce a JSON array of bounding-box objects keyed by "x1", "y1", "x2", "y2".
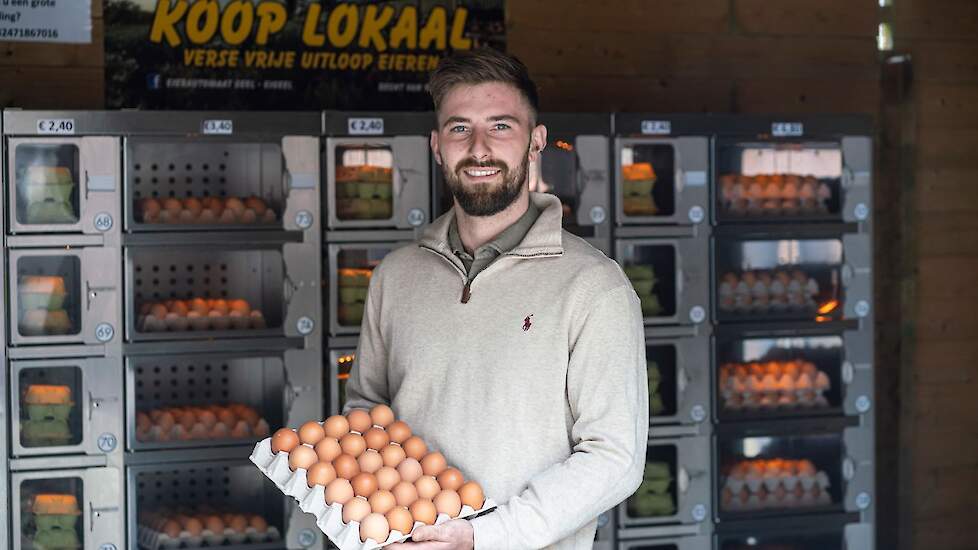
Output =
[
  {"x1": 718, "y1": 174, "x2": 834, "y2": 218},
  {"x1": 137, "y1": 196, "x2": 278, "y2": 226},
  {"x1": 250, "y1": 405, "x2": 496, "y2": 550},
  {"x1": 136, "y1": 403, "x2": 270, "y2": 445},
  {"x1": 721, "y1": 458, "x2": 832, "y2": 513},
  {"x1": 138, "y1": 298, "x2": 267, "y2": 333},
  {"x1": 719, "y1": 361, "x2": 831, "y2": 412},
  {"x1": 138, "y1": 508, "x2": 279, "y2": 550},
  {"x1": 718, "y1": 270, "x2": 822, "y2": 315}
]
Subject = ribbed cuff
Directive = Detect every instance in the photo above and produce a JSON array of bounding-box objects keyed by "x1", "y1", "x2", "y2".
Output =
[{"x1": 470, "y1": 510, "x2": 509, "y2": 550}]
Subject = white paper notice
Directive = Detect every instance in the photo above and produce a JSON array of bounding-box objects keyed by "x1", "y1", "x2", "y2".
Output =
[{"x1": 0, "y1": 0, "x2": 91, "y2": 44}]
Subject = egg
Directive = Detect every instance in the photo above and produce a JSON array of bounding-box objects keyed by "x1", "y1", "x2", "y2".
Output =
[
  {"x1": 368, "y1": 489, "x2": 397, "y2": 515},
  {"x1": 183, "y1": 197, "x2": 203, "y2": 216},
  {"x1": 228, "y1": 299, "x2": 251, "y2": 314},
  {"x1": 168, "y1": 300, "x2": 190, "y2": 316},
  {"x1": 240, "y1": 209, "x2": 258, "y2": 224},
  {"x1": 271, "y1": 428, "x2": 300, "y2": 453},
  {"x1": 162, "y1": 519, "x2": 182, "y2": 538},
  {"x1": 198, "y1": 208, "x2": 217, "y2": 224},
  {"x1": 315, "y1": 437, "x2": 342, "y2": 462},
  {"x1": 392, "y1": 480, "x2": 419, "y2": 507},
  {"x1": 253, "y1": 419, "x2": 270, "y2": 438},
  {"x1": 386, "y1": 506, "x2": 414, "y2": 535},
  {"x1": 245, "y1": 196, "x2": 268, "y2": 215},
  {"x1": 262, "y1": 208, "x2": 277, "y2": 223},
  {"x1": 375, "y1": 466, "x2": 400, "y2": 491},
  {"x1": 342, "y1": 496, "x2": 372, "y2": 524},
  {"x1": 437, "y1": 468, "x2": 464, "y2": 491},
  {"x1": 324, "y1": 415, "x2": 351, "y2": 439},
  {"x1": 249, "y1": 310, "x2": 267, "y2": 329},
  {"x1": 332, "y1": 453, "x2": 360, "y2": 480},
  {"x1": 434, "y1": 489, "x2": 462, "y2": 518},
  {"x1": 386, "y1": 420, "x2": 412, "y2": 444},
  {"x1": 340, "y1": 432, "x2": 367, "y2": 457},
  {"x1": 204, "y1": 515, "x2": 224, "y2": 533},
  {"x1": 458, "y1": 481, "x2": 485, "y2": 510},
  {"x1": 202, "y1": 196, "x2": 222, "y2": 210},
  {"x1": 347, "y1": 409, "x2": 372, "y2": 433},
  {"x1": 380, "y1": 444, "x2": 406, "y2": 468},
  {"x1": 190, "y1": 297, "x2": 209, "y2": 315},
  {"x1": 397, "y1": 458, "x2": 423, "y2": 483},
  {"x1": 178, "y1": 209, "x2": 197, "y2": 224},
  {"x1": 306, "y1": 462, "x2": 337, "y2": 487},
  {"x1": 157, "y1": 411, "x2": 175, "y2": 432},
  {"x1": 225, "y1": 197, "x2": 246, "y2": 216},
  {"x1": 183, "y1": 517, "x2": 204, "y2": 536},
  {"x1": 141, "y1": 314, "x2": 165, "y2": 332},
  {"x1": 217, "y1": 408, "x2": 237, "y2": 427},
  {"x1": 402, "y1": 436, "x2": 428, "y2": 461},
  {"x1": 351, "y1": 472, "x2": 379, "y2": 498},
  {"x1": 197, "y1": 410, "x2": 218, "y2": 429},
  {"x1": 228, "y1": 514, "x2": 248, "y2": 533},
  {"x1": 364, "y1": 427, "x2": 390, "y2": 450},
  {"x1": 177, "y1": 410, "x2": 196, "y2": 430},
  {"x1": 325, "y1": 478, "x2": 355, "y2": 505},
  {"x1": 298, "y1": 421, "x2": 326, "y2": 446},
  {"x1": 409, "y1": 498, "x2": 437, "y2": 526},
  {"x1": 358, "y1": 449, "x2": 384, "y2": 474},
  {"x1": 289, "y1": 444, "x2": 318, "y2": 471},
  {"x1": 137, "y1": 412, "x2": 151, "y2": 430},
  {"x1": 141, "y1": 198, "x2": 162, "y2": 216},
  {"x1": 163, "y1": 197, "x2": 183, "y2": 214},
  {"x1": 370, "y1": 404, "x2": 396, "y2": 428},
  {"x1": 415, "y1": 476, "x2": 441, "y2": 500},
  {"x1": 230, "y1": 420, "x2": 251, "y2": 439},
  {"x1": 158, "y1": 209, "x2": 175, "y2": 224},
  {"x1": 421, "y1": 452, "x2": 447, "y2": 477},
  {"x1": 208, "y1": 310, "x2": 230, "y2": 330},
  {"x1": 143, "y1": 209, "x2": 160, "y2": 223},
  {"x1": 187, "y1": 311, "x2": 210, "y2": 331},
  {"x1": 150, "y1": 303, "x2": 169, "y2": 318},
  {"x1": 219, "y1": 209, "x2": 238, "y2": 224},
  {"x1": 359, "y1": 512, "x2": 390, "y2": 544},
  {"x1": 248, "y1": 515, "x2": 268, "y2": 533},
  {"x1": 210, "y1": 299, "x2": 229, "y2": 315},
  {"x1": 228, "y1": 310, "x2": 250, "y2": 330}
]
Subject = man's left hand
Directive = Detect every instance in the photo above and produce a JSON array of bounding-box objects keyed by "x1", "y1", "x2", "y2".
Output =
[{"x1": 388, "y1": 519, "x2": 474, "y2": 549}]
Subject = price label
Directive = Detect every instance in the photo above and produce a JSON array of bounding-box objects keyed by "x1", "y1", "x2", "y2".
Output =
[
  {"x1": 640, "y1": 120, "x2": 671, "y2": 135},
  {"x1": 772, "y1": 122, "x2": 804, "y2": 137},
  {"x1": 348, "y1": 117, "x2": 385, "y2": 135},
  {"x1": 37, "y1": 119, "x2": 75, "y2": 135},
  {"x1": 202, "y1": 119, "x2": 233, "y2": 135}
]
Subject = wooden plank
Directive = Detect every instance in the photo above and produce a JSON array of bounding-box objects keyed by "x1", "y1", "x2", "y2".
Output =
[
  {"x1": 916, "y1": 83, "x2": 978, "y2": 129},
  {"x1": 913, "y1": 339, "x2": 978, "y2": 385},
  {"x1": 912, "y1": 465, "x2": 978, "y2": 522},
  {"x1": 896, "y1": 0, "x2": 978, "y2": 40},
  {"x1": 916, "y1": 127, "x2": 978, "y2": 167},
  {"x1": 0, "y1": 66, "x2": 104, "y2": 109},
  {"x1": 532, "y1": 75, "x2": 732, "y2": 113},
  {"x1": 915, "y1": 167, "x2": 978, "y2": 213},
  {"x1": 917, "y1": 257, "x2": 978, "y2": 299},
  {"x1": 915, "y1": 211, "x2": 978, "y2": 258},
  {"x1": 915, "y1": 295, "x2": 978, "y2": 339},
  {"x1": 912, "y1": 40, "x2": 978, "y2": 84},
  {"x1": 910, "y1": 425, "x2": 978, "y2": 470},
  {"x1": 733, "y1": 0, "x2": 877, "y2": 37},
  {"x1": 0, "y1": 16, "x2": 104, "y2": 68},
  {"x1": 912, "y1": 516, "x2": 978, "y2": 550},
  {"x1": 507, "y1": 0, "x2": 730, "y2": 34},
  {"x1": 733, "y1": 77, "x2": 879, "y2": 115}
]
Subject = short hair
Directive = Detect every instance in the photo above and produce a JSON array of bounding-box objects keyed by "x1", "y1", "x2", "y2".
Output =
[{"x1": 429, "y1": 48, "x2": 539, "y2": 123}]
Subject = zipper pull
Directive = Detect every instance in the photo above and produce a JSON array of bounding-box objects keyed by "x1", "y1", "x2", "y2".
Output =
[{"x1": 461, "y1": 281, "x2": 471, "y2": 304}]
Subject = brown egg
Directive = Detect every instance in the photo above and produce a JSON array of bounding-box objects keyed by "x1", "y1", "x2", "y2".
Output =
[
  {"x1": 359, "y1": 512, "x2": 390, "y2": 543},
  {"x1": 342, "y1": 496, "x2": 372, "y2": 524},
  {"x1": 323, "y1": 415, "x2": 350, "y2": 439},
  {"x1": 228, "y1": 514, "x2": 248, "y2": 533},
  {"x1": 434, "y1": 489, "x2": 462, "y2": 518},
  {"x1": 271, "y1": 428, "x2": 299, "y2": 453},
  {"x1": 163, "y1": 197, "x2": 183, "y2": 213},
  {"x1": 230, "y1": 420, "x2": 251, "y2": 439},
  {"x1": 386, "y1": 420, "x2": 412, "y2": 444},
  {"x1": 183, "y1": 197, "x2": 203, "y2": 216},
  {"x1": 386, "y1": 506, "x2": 414, "y2": 534},
  {"x1": 368, "y1": 489, "x2": 397, "y2": 515},
  {"x1": 375, "y1": 466, "x2": 400, "y2": 491},
  {"x1": 169, "y1": 300, "x2": 190, "y2": 316},
  {"x1": 340, "y1": 432, "x2": 367, "y2": 457},
  {"x1": 347, "y1": 409, "x2": 372, "y2": 433},
  {"x1": 351, "y1": 472, "x2": 379, "y2": 498},
  {"x1": 409, "y1": 498, "x2": 437, "y2": 526},
  {"x1": 298, "y1": 421, "x2": 325, "y2": 446},
  {"x1": 204, "y1": 515, "x2": 224, "y2": 533},
  {"x1": 198, "y1": 209, "x2": 216, "y2": 223},
  {"x1": 437, "y1": 468, "x2": 464, "y2": 491},
  {"x1": 380, "y1": 444, "x2": 406, "y2": 468},
  {"x1": 190, "y1": 297, "x2": 209, "y2": 315},
  {"x1": 332, "y1": 454, "x2": 360, "y2": 480},
  {"x1": 249, "y1": 310, "x2": 267, "y2": 328},
  {"x1": 392, "y1": 480, "x2": 419, "y2": 507},
  {"x1": 370, "y1": 404, "x2": 395, "y2": 428},
  {"x1": 358, "y1": 449, "x2": 383, "y2": 474},
  {"x1": 197, "y1": 410, "x2": 218, "y2": 429},
  {"x1": 150, "y1": 303, "x2": 169, "y2": 318},
  {"x1": 237, "y1": 406, "x2": 260, "y2": 426},
  {"x1": 458, "y1": 481, "x2": 485, "y2": 510},
  {"x1": 306, "y1": 462, "x2": 337, "y2": 487},
  {"x1": 217, "y1": 408, "x2": 237, "y2": 427},
  {"x1": 397, "y1": 458, "x2": 423, "y2": 483},
  {"x1": 157, "y1": 411, "x2": 176, "y2": 431},
  {"x1": 141, "y1": 198, "x2": 162, "y2": 216},
  {"x1": 183, "y1": 517, "x2": 204, "y2": 536},
  {"x1": 421, "y1": 452, "x2": 447, "y2": 477},
  {"x1": 225, "y1": 197, "x2": 246, "y2": 216},
  {"x1": 162, "y1": 519, "x2": 182, "y2": 538},
  {"x1": 364, "y1": 427, "x2": 390, "y2": 450},
  {"x1": 325, "y1": 478, "x2": 355, "y2": 505},
  {"x1": 208, "y1": 421, "x2": 229, "y2": 439},
  {"x1": 219, "y1": 209, "x2": 238, "y2": 224},
  {"x1": 209, "y1": 310, "x2": 230, "y2": 330},
  {"x1": 245, "y1": 196, "x2": 268, "y2": 215},
  {"x1": 289, "y1": 445, "x2": 318, "y2": 471},
  {"x1": 401, "y1": 436, "x2": 428, "y2": 461},
  {"x1": 415, "y1": 476, "x2": 441, "y2": 500},
  {"x1": 240, "y1": 209, "x2": 258, "y2": 224},
  {"x1": 315, "y1": 437, "x2": 342, "y2": 462},
  {"x1": 248, "y1": 515, "x2": 267, "y2": 533}
]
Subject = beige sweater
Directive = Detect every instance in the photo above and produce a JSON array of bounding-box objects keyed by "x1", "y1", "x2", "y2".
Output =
[{"x1": 345, "y1": 192, "x2": 649, "y2": 549}]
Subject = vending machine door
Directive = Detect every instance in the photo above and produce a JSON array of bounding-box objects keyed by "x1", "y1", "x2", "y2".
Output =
[
  {"x1": 647, "y1": 331, "x2": 710, "y2": 427},
  {"x1": 615, "y1": 137, "x2": 709, "y2": 226}
]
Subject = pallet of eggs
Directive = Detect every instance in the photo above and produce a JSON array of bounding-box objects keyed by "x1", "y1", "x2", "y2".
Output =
[
  {"x1": 335, "y1": 165, "x2": 394, "y2": 220},
  {"x1": 18, "y1": 275, "x2": 72, "y2": 336},
  {"x1": 337, "y1": 268, "x2": 372, "y2": 326},
  {"x1": 138, "y1": 196, "x2": 278, "y2": 225},
  {"x1": 627, "y1": 461, "x2": 675, "y2": 517},
  {"x1": 621, "y1": 163, "x2": 659, "y2": 216},
  {"x1": 721, "y1": 458, "x2": 832, "y2": 512},
  {"x1": 138, "y1": 298, "x2": 266, "y2": 333},
  {"x1": 718, "y1": 270, "x2": 822, "y2": 315},
  {"x1": 718, "y1": 174, "x2": 833, "y2": 217},
  {"x1": 135, "y1": 403, "x2": 270, "y2": 444},
  {"x1": 250, "y1": 405, "x2": 496, "y2": 550},
  {"x1": 138, "y1": 508, "x2": 279, "y2": 549},
  {"x1": 624, "y1": 265, "x2": 664, "y2": 317},
  {"x1": 29, "y1": 494, "x2": 82, "y2": 550},
  {"x1": 719, "y1": 361, "x2": 831, "y2": 412}
]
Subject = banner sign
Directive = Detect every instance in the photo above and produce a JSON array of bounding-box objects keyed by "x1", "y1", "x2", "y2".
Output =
[
  {"x1": 0, "y1": 0, "x2": 92, "y2": 43},
  {"x1": 105, "y1": 0, "x2": 505, "y2": 110}
]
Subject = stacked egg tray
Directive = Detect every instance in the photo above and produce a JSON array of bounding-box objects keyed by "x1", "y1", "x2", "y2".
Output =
[
  {"x1": 135, "y1": 404, "x2": 270, "y2": 444},
  {"x1": 717, "y1": 173, "x2": 835, "y2": 218},
  {"x1": 719, "y1": 361, "x2": 831, "y2": 412},
  {"x1": 627, "y1": 461, "x2": 675, "y2": 517},
  {"x1": 717, "y1": 270, "x2": 822, "y2": 315},
  {"x1": 647, "y1": 362, "x2": 665, "y2": 417},
  {"x1": 137, "y1": 512, "x2": 280, "y2": 550},
  {"x1": 720, "y1": 459, "x2": 832, "y2": 513},
  {"x1": 136, "y1": 196, "x2": 278, "y2": 226},
  {"x1": 137, "y1": 298, "x2": 267, "y2": 333}
]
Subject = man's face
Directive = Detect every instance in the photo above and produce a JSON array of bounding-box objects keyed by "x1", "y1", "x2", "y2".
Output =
[{"x1": 431, "y1": 82, "x2": 547, "y2": 217}]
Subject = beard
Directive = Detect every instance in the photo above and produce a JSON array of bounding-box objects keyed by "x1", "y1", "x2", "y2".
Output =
[{"x1": 443, "y1": 150, "x2": 529, "y2": 217}]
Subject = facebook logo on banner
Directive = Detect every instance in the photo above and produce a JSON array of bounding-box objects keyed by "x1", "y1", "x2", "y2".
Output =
[{"x1": 146, "y1": 73, "x2": 162, "y2": 90}]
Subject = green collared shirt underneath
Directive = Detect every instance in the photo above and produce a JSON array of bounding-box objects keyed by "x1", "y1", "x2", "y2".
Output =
[{"x1": 448, "y1": 201, "x2": 542, "y2": 279}]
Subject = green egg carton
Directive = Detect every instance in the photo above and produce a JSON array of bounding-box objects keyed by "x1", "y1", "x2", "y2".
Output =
[
  {"x1": 640, "y1": 295, "x2": 664, "y2": 317},
  {"x1": 21, "y1": 419, "x2": 73, "y2": 445},
  {"x1": 374, "y1": 181, "x2": 393, "y2": 200},
  {"x1": 623, "y1": 265, "x2": 656, "y2": 282},
  {"x1": 629, "y1": 493, "x2": 676, "y2": 517},
  {"x1": 27, "y1": 200, "x2": 76, "y2": 224},
  {"x1": 643, "y1": 461, "x2": 672, "y2": 480},
  {"x1": 631, "y1": 279, "x2": 655, "y2": 296},
  {"x1": 34, "y1": 512, "x2": 79, "y2": 532},
  {"x1": 338, "y1": 303, "x2": 365, "y2": 326},
  {"x1": 32, "y1": 527, "x2": 81, "y2": 550},
  {"x1": 338, "y1": 287, "x2": 362, "y2": 305},
  {"x1": 22, "y1": 171, "x2": 74, "y2": 202},
  {"x1": 25, "y1": 402, "x2": 73, "y2": 422},
  {"x1": 19, "y1": 291, "x2": 67, "y2": 311},
  {"x1": 369, "y1": 198, "x2": 393, "y2": 219},
  {"x1": 623, "y1": 180, "x2": 655, "y2": 196},
  {"x1": 638, "y1": 475, "x2": 672, "y2": 495},
  {"x1": 357, "y1": 182, "x2": 378, "y2": 199},
  {"x1": 650, "y1": 393, "x2": 665, "y2": 416},
  {"x1": 337, "y1": 182, "x2": 359, "y2": 199}
]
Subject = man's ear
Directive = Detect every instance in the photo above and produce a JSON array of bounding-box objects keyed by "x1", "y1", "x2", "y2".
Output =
[
  {"x1": 430, "y1": 129, "x2": 442, "y2": 165},
  {"x1": 529, "y1": 123, "x2": 547, "y2": 162}
]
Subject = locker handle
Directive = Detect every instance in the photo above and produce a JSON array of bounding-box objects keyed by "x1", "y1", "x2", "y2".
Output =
[
  {"x1": 89, "y1": 391, "x2": 119, "y2": 421},
  {"x1": 87, "y1": 282, "x2": 116, "y2": 311},
  {"x1": 90, "y1": 502, "x2": 119, "y2": 532},
  {"x1": 676, "y1": 365, "x2": 688, "y2": 396},
  {"x1": 677, "y1": 466, "x2": 690, "y2": 494}
]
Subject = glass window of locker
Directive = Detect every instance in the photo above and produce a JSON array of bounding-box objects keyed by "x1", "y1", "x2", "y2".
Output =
[
  {"x1": 620, "y1": 144, "x2": 675, "y2": 218},
  {"x1": 16, "y1": 255, "x2": 81, "y2": 337},
  {"x1": 648, "y1": 345, "x2": 678, "y2": 420},
  {"x1": 620, "y1": 245, "x2": 677, "y2": 319},
  {"x1": 335, "y1": 145, "x2": 394, "y2": 221},
  {"x1": 627, "y1": 445, "x2": 677, "y2": 519},
  {"x1": 14, "y1": 143, "x2": 81, "y2": 226},
  {"x1": 18, "y1": 366, "x2": 83, "y2": 449},
  {"x1": 720, "y1": 531, "x2": 842, "y2": 550},
  {"x1": 337, "y1": 249, "x2": 388, "y2": 327},
  {"x1": 19, "y1": 478, "x2": 84, "y2": 550}
]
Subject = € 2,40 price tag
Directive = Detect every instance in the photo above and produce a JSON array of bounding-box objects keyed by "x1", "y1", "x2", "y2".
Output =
[
  {"x1": 37, "y1": 119, "x2": 75, "y2": 135},
  {"x1": 348, "y1": 117, "x2": 384, "y2": 135}
]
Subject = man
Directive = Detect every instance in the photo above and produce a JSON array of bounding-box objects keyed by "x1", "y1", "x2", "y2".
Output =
[{"x1": 345, "y1": 48, "x2": 648, "y2": 549}]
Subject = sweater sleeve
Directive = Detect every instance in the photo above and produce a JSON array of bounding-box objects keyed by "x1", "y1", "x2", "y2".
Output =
[
  {"x1": 342, "y1": 264, "x2": 391, "y2": 413},
  {"x1": 469, "y1": 283, "x2": 649, "y2": 549}
]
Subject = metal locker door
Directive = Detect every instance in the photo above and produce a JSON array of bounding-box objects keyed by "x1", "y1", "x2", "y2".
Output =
[
  {"x1": 281, "y1": 135, "x2": 321, "y2": 237},
  {"x1": 840, "y1": 136, "x2": 873, "y2": 224},
  {"x1": 842, "y1": 233, "x2": 872, "y2": 322},
  {"x1": 283, "y1": 242, "x2": 322, "y2": 341},
  {"x1": 391, "y1": 136, "x2": 431, "y2": 230}
]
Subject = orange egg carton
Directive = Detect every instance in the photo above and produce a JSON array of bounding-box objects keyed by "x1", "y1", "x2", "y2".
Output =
[
  {"x1": 622, "y1": 163, "x2": 656, "y2": 182},
  {"x1": 24, "y1": 384, "x2": 73, "y2": 405},
  {"x1": 32, "y1": 493, "x2": 81, "y2": 515}
]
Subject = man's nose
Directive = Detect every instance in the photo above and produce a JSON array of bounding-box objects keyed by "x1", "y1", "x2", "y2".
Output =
[{"x1": 468, "y1": 130, "x2": 490, "y2": 161}]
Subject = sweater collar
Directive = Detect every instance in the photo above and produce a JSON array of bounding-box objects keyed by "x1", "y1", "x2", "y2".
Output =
[{"x1": 419, "y1": 192, "x2": 564, "y2": 258}]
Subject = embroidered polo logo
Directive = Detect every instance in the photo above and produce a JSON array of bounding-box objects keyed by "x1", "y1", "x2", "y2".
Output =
[{"x1": 523, "y1": 314, "x2": 533, "y2": 331}]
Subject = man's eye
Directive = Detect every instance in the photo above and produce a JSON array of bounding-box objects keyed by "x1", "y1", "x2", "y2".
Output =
[
  {"x1": 450, "y1": 125, "x2": 468, "y2": 133},
  {"x1": 492, "y1": 123, "x2": 511, "y2": 131}
]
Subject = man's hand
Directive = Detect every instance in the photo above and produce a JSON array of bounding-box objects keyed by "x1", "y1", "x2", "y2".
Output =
[{"x1": 388, "y1": 519, "x2": 474, "y2": 550}]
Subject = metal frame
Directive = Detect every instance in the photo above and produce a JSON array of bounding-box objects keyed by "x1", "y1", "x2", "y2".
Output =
[{"x1": 714, "y1": 513, "x2": 872, "y2": 549}]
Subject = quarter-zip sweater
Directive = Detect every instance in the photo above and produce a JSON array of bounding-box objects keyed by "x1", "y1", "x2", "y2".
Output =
[{"x1": 345, "y1": 192, "x2": 649, "y2": 550}]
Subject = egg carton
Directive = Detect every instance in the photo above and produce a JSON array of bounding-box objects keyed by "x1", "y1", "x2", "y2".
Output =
[
  {"x1": 723, "y1": 469, "x2": 830, "y2": 494},
  {"x1": 137, "y1": 524, "x2": 280, "y2": 550},
  {"x1": 250, "y1": 438, "x2": 497, "y2": 550}
]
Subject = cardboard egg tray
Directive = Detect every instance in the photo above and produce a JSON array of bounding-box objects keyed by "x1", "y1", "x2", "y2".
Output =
[
  {"x1": 250, "y1": 438, "x2": 496, "y2": 550},
  {"x1": 136, "y1": 524, "x2": 280, "y2": 550}
]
